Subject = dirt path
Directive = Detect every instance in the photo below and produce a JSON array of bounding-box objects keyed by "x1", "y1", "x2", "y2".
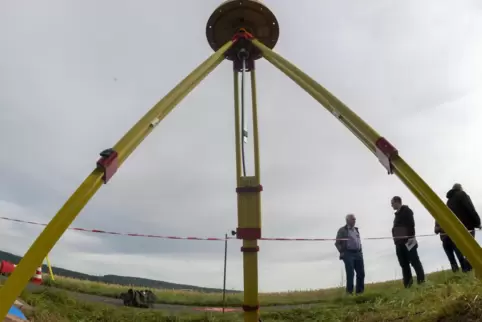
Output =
[{"x1": 11, "y1": 279, "x2": 313, "y2": 313}]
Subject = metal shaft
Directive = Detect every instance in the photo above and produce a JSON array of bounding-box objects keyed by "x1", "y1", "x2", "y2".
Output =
[{"x1": 222, "y1": 233, "x2": 228, "y2": 313}]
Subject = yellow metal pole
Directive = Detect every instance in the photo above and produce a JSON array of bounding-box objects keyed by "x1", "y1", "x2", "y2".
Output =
[
  {"x1": 233, "y1": 71, "x2": 242, "y2": 185},
  {"x1": 250, "y1": 70, "x2": 261, "y2": 180},
  {"x1": 252, "y1": 45, "x2": 375, "y2": 154},
  {"x1": 252, "y1": 40, "x2": 380, "y2": 149},
  {"x1": 113, "y1": 41, "x2": 233, "y2": 166},
  {"x1": 233, "y1": 67, "x2": 261, "y2": 322},
  {"x1": 252, "y1": 39, "x2": 482, "y2": 277},
  {"x1": 45, "y1": 255, "x2": 55, "y2": 281},
  {"x1": 242, "y1": 209, "x2": 260, "y2": 322},
  {"x1": 392, "y1": 158, "x2": 482, "y2": 273},
  {"x1": 0, "y1": 41, "x2": 233, "y2": 319},
  {"x1": 245, "y1": 69, "x2": 261, "y2": 322}
]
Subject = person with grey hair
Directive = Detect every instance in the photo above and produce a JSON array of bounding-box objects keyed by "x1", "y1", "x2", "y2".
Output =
[
  {"x1": 446, "y1": 183, "x2": 480, "y2": 237},
  {"x1": 442, "y1": 183, "x2": 481, "y2": 272},
  {"x1": 335, "y1": 214, "x2": 365, "y2": 295}
]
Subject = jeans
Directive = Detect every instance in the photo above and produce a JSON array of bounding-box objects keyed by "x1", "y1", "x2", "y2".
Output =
[
  {"x1": 342, "y1": 250, "x2": 365, "y2": 294},
  {"x1": 395, "y1": 244, "x2": 425, "y2": 288}
]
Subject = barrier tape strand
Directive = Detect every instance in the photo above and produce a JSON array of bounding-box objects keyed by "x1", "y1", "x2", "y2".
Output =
[{"x1": 0, "y1": 216, "x2": 477, "y2": 242}]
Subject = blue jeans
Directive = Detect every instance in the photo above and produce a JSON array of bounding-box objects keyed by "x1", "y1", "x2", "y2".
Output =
[{"x1": 342, "y1": 250, "x2": 365, "y2": 294}]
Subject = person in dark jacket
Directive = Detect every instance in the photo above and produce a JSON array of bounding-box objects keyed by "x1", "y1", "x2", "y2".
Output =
[
  {"x1": 446, "y1": 183, "x2": 480, "y2": 236},
  {"x1": 434, "y1": 221, "x2": 469, "y2": 272},
  {"x1": 444, "y1": 183, "x2": 481, "y2": 272},
  {"x1": 391, "y1": 196, "x2": 425, "y2": 288},
  {"x1": 335, "y1": 214, "x2": 365, "y2": 295}
]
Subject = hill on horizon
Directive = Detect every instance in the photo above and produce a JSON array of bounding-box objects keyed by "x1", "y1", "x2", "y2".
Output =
[{"x1": 0, "y1": 250, "x2": 238, "y2": 293}]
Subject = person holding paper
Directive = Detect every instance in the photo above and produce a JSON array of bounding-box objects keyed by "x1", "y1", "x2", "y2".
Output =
[
  {"x1": 391, "y1": 196, "x2": 425, "y2": 288},
  {"x1": 334, "y1": 214, "x2": 365, "y2": 295}
]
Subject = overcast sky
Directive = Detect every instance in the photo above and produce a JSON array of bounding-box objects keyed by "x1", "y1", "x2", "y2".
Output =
[{"x1": 1, "y1": 0, "x2": 482, "y2": 293}]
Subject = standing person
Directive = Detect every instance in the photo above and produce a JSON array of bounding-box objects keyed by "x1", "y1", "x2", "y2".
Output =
[
  {"x1": 445, "y1": 183, "x2": 481, "y2": 272},
  {"x1": 391, "y1": 196, "x2": 425, "y2": 288},
  {"x1": 335, "y1": 214, "x2": 365, "y2": 295},
  {"x1": 446, "y1": 183, "x2": 480, "y2": 237},
  {"x1": 434, "y1": 221, "x2": 468, "y2": 272}
]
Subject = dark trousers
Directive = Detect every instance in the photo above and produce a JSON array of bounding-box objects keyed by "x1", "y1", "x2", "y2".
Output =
[
  {"x1": 342, "y1": 250, "x2": 365, "y2": 294},
  {"x1": 395, "y1": 244, "x2": 425, "y2": 288},
  {"x1": 444, "y1": 229, "x2": 475, "y2": 273},
  {"x1": 468, "y1": 230, "x2": 476, "y2": 270},
  {"x1": 442, "y1": 238, "x2": 471, "y2": 272},
  {"x1": 467, "y1": 230, "x2": 476, "y2": 271}
]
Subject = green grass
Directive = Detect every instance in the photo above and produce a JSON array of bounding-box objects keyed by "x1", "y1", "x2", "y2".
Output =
[
  {"x1": 23, "y1": 272, "x2": 482, "y2": 322},
  {"x1": 42, "y1": 270, "x2": 480, "y2": 307},
  {"x1": 44, "y1": 275, "x2": 350, "y2": 306},
  {"x1": 21, "y1": 270, "x2": 482, "y2": 321},
  {"x1": 21, "y1": 289, "x2": 232, "y2": 322}
]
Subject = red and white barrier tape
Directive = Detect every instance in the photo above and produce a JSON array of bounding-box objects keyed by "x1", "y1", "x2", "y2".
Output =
[
  {"x1": 0, "y1": 216, "x2": 477, "y2": 242},
  {"x1": 0, "y1": 216, "x2": 225, "y2": 241}
]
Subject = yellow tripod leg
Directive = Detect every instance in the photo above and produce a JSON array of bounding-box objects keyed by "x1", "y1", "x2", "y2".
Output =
[
  {"x1": 252, "y1": 39, "x2": 482, "y2": 278},
  {"x1": 0, "y1": 41, "x2": 233, "y2": 319},
  {"x1": 252, "y1": 40, "x2": 377, "y2": 151},
  {"x1": 45, "y1": 254, "x2": 55, "y2": 281}
]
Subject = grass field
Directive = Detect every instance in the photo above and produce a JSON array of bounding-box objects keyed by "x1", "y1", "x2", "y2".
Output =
[
  {"x1": 42, "y1": 270, "x2": 481, "y2": 308},
  {"x1": 19, "y1": 270, "x2": 482, "y2": 321},
  {"x1": 43, "y1": 275, "x2": 348, "y2": 306}
]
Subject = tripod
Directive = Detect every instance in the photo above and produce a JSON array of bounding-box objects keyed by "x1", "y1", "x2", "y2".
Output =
[{"x1": 1, "y1": 1, "x2": 481, "y2": 321}]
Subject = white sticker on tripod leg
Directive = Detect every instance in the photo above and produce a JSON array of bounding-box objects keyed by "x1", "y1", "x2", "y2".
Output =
[{"x1": 150, "y1": 117, "x2": 160, "y2": 128}]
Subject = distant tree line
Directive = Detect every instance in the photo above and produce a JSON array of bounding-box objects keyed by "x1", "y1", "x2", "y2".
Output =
[{"x1": 0, "y1": 250, "x2": 240, "y2": 293}]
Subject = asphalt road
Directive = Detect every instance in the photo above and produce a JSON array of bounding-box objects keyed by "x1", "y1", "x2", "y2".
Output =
[{"x1": 1, "y1": 277, "x2": 313, "y2": 313}]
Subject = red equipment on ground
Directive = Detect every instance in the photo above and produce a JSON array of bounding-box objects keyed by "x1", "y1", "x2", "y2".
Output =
[
  {"x1": 0, "y1": 261, "x2": 16, "y2": 275},
  {"x1": 0, "y1": 261, "x2": 42, "y2": 285}
]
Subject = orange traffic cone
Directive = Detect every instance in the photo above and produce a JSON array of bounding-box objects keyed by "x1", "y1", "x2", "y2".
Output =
[{"x1": 31, "y1": 266, "x2": 42, "y2": 285}]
